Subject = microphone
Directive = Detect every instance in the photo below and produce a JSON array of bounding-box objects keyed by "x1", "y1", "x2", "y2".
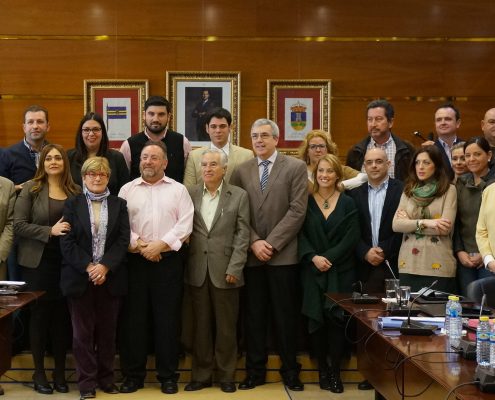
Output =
[
  {"x1": 400, "y1": 280, "x2": 439, "y2": 336},
  {"x1": 384, "y1": 260, "x2": 397, "y2": 280},
  {"x1": 413, "y1": 131, "x2": 427, "y2": 141}
]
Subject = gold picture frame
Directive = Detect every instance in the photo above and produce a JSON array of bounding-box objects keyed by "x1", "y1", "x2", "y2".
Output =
[
  {"x1": 83, "y1": 79, "x2": 149, "y2": 147},
  {"x1": 267, "y1": 79, "x2": 331, "y2": 155},
  {"x1": 166, "y1": 71, "x2": 241, "y2": 146}
]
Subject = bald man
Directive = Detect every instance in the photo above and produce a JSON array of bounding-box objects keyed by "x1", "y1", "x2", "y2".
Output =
[
  {"x1": 349, "y1": 148, "x2": 404, "y2": 292},
  {"x1": 482, "y1": 108, "x2": 495, "y2": 162}
]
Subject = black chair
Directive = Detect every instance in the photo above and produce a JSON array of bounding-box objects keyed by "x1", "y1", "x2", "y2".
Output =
[{"x1": 466, "y1": 277, "x2": 495, "y2": 308}]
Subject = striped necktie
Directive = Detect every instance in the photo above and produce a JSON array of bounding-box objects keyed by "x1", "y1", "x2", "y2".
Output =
[{"x1": 260, "y1": 160, "x2": 270, "y2": 192}]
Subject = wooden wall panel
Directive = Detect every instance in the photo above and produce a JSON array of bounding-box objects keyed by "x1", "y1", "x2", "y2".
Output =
[{"x1": 1, "y1": 0, "x2": 495, "y2": 157}]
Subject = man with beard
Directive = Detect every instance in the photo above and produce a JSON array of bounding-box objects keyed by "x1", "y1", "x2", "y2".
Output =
[
  {"x1": 120, "y1": 96, "x2": 192, "y2": 183},
  {"x1": 118, "y1": 141, "x2": 193, "y2": 394}
]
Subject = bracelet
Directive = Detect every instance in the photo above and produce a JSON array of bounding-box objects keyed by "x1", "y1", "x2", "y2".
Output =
[{"x1": 415, "y1": 219, "x2": 424, "y2": 234}]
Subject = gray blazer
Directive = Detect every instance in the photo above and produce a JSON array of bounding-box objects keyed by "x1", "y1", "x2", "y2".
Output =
[
  {"x1": 14, "y1": 181, "x2": 78, "y2": 268},
  {"x1": 230, "y1": 153, "x2": 308, "y2": 266},
  {"x1": 185, "y1": 182, "x2": 250, "y2": 288},
  {"x1": 183, "y1": 144, "x2": 254, "y2": 187},
  {"x1": 0, "y1": 176, "x2": 15, "y2": 263}
]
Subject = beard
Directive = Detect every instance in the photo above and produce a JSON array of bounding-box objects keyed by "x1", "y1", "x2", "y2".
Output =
[{"x1": 146, "y1": 121, "x2": 167, "y2": 134}]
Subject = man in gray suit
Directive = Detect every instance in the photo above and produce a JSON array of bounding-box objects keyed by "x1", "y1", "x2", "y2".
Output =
[
  {"x1": 184, "y1": 149, "x2": 250, "y2": 393},
  {"x1": 230, "y1": 118, "x2": 308, "y2": 392},
  {"x1": 0, "y1": 175, "x2": 15, "y2": 281},
  {"x1": 183, "y1": 107, "x2": 253, "y2": 186}
]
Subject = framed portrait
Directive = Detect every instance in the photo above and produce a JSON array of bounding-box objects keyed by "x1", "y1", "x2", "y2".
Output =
[
  {"x1": 166, "y1": 71, "x2": 241, "y2": 146},
  {"x1": 267, "y1": 79, "x2": 331, "y2": 155},
  {"x1": 84, "y1": 79, "x2": 149, "y2": 148}
]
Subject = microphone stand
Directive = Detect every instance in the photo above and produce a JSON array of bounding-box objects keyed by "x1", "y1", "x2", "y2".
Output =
[{"x1": 400, "y1": 280, "x2": 439, "y2": 336}]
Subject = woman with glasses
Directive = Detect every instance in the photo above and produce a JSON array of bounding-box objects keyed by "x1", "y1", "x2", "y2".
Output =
[
  {"x1": 60, "y1": 157, "x2": 129, "y2": 400},
  {"x1": 298, "y1": 130, "x2": 367, "y2": 191},
  {"x1": 68, "y1": 112, "x2": 129, "y2": 195},
  {"x1": 14, "y1": 144, "x2": 80, "y2": 394},
  {"x1": 392, "y1": 146, "x2": 457, "y2": 292}
]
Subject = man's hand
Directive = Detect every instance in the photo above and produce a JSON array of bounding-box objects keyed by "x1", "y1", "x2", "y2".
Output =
[
  {"x1": 225, "y1": 274, "x2": 238, "y2": 284},
  {"x1": 421, "y1": 140, "x2": 435, "y2": 147},
  {"x1": 365, "y1": 247, "x2": 385, "y2": 266},
  {"x1": 140, "y1": 240, "x2": 169, "y2": 262},
  {"x1": 251, "y1": 240, "x2": 273, "y2": 262},
  {"x1": 86, "y1": 263, "x2": 109, "y2": 285}
]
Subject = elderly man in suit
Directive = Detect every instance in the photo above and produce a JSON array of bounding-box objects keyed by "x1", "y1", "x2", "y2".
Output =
[
  {"x1": 230, "y1": 118, "x2": 308, "y2": 392},
  {"x1": 184, "y1": 149, "x2": 250, "y2": 393},
  {"x1": 184, "y1": 107, "x2": 253, "y2": 186}
]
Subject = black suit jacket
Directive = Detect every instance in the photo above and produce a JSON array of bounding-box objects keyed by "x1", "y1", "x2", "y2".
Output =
[
  {"x1": 434, "y1": 138, "x2": 462, "y2": 181},
  {"x1": 349, "y1": 178, "x2": 403, "y2": 282},
  {"x1": 60, "y1": 194, "x2": 130, "y2": 297}
]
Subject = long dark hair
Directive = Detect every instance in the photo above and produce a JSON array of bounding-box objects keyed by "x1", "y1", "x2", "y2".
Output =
[
  {"x1": 404, "y1": 145, "x2": 451, "y2": 198},
  {"x1": 74, "y1": 112, "x2": 109, "y2": 163},
  {"x1": 31, "y1": 144, "x2": 80, "y2": 195}
]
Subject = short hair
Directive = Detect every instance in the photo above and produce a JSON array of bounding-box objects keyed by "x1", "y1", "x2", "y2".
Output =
[
  {"x1": 312, "y1": 154, "x2": 344, "y2": 194},
  {"x1": 23, "y1": 105, "x2": 49, "y2": 122},
  {"x1": 144, "y1": 96, "x2": 171, "y2": 113},
  {"x1": 435, "y1": 102, "x2": 461, "y2": 121},
  {"x1": 404, "y1": 145, "x2": 451, "y2": 198},
  {"x1": 81, "y1": 156, "x2": 111, "y2": 178},
  {"x1": 205, "y1": 107, "x2": 232, "y2": 126},
  {"x1": 367, "y1": 99, "x2": 394, "y2": 121},
  {"x1": 74, "y1": 112, "x2": 109, "y2": 163},
  {"x1": 464, "y1": 136, "x2": 491, "y2": 154},
  {"x1": 298, "y1": 130, "x2": 338, "y2": 165},
  {"x1": 251, "y1": 118, "x2": 279, "y2": 138},
  {"x1": 31, "y1": 144, "x2": 80, "y2": 196},
  {"x1": 141, "y1": 140, "x2": 168, "y2": 159},
  {"x1": 201, "y1": 148, "x2": 228, "y2": 167}
]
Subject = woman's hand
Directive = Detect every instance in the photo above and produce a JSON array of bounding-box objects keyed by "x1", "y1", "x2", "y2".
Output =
[
  {"x1": 51, "y1": 217, "x2": 71, "y2": 236},
  {"x1": 86, "y1": 263, "x2": 109, "y2": 285},
  {"x1": 457, "y1": 251, "x2": 476, "y2": 268},
  {"x1": 395, "y1": 209, "x2": 408, "y2": 219},
  {"x1": 312, "y1": 255, "x2": 332, "y2": 272},
  {"x1": 423, "y1": 218, "x2": 451, "y2": 234}
]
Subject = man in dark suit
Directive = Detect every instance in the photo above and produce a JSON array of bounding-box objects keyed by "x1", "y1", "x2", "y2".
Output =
[
  {"x1": 191, "y1": 89, "x2": 215, "y2": 141},
  {"x1": 230, "y1": 118, "x2": 308, "y2": 392},
  {"x1": 422, "y1": 102, "x2": 462, "y2": 179},
  {"x1": 184, "y1": 149, "x2": 250, "y2": 393},
  {"x1": 349, "y1": 148, "x2": 403, "y2": 392},
  {"x1": 349, "y1": 148, "x2": 403, "y2": 292}
]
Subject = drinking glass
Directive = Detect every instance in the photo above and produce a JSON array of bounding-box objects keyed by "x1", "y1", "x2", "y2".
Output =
[
  {"x1": 397, "y1": 285, "x2": 411, "y2": 307},
  {"x1": 385, "y1": 279, "x2": 400, "y2": 299}
]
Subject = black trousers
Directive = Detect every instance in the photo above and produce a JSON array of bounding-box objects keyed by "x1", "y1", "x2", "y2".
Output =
[
  {"x1": 243, "y1": 264, "x2": 300, "y2": 379},
  {"x1": 120, "y1": 252, "x2": 184, "y2": 382}
]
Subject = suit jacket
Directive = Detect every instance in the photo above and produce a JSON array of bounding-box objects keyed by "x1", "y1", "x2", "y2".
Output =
[
  {"x1": 434, "y1": 137, "x2": 462, "y2": 181},
  {"x1": 349, "y1": 178, "x2": 404, "y2": 282},
  {"x1": 0, "y1": 141, "x2": 39, "y2": 185},
  {"x1": 185, "y1": 182, "x2": 250, "y2": 288},
  {"x1": 14, "y1": 181, "x2": 77, "y2": 268},
  {"x1": 183, "y1": 144, "x2": 253, "y2": 187},
  {"x1": 230, "y1": 153, "x2": 308, "y2": 266},
  {"x1": 0, "y1": 176, "x2": 15, "y2": 263},
  {"x1": 60, "y1": 194, "x2": 130, "y2": 297}
]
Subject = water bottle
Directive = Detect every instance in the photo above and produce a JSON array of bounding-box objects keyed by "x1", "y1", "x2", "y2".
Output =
[
  {"x1": 490, "y1": 325, "x2": 495, "y2": 368},
  {"x1": 444, "y1": 296, "x2": 453, "y2": 335},
  {"x1": 446, "y1": 295, "x2": 462, "y2": 340},
  {"x1": 477, "y1": 316, "x2": 491, "y2": 367}
]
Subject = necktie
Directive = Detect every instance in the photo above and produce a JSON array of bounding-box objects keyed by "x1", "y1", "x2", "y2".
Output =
[{"x1": 260, "y1": 160, "x2": 270, "y2": 192}]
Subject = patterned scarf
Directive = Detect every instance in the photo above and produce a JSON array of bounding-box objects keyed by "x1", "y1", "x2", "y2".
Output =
[
  {"x1": 410, "y1": 181, "x2": 438, "y2": 220},
  {"x1": 83, "y1": 186, "x2": 109, "y2": 264}
]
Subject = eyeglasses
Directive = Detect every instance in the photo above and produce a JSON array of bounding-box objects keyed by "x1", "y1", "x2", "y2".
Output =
[
  {"x1": 364, "y1": 159, "x2": 386, "y2": 166},
  {"x1": 309, "y1": 144, "x2": 326, "y2": 150},
  {"x1": 85, "y1": 172, "x2": 108, "y2": 179},
  {"x1": 251, "y1": 133, "x2": 273, "y2": 140},
  {"x1": 82, "y1": 127, "x2": 102, "y2": 134}
]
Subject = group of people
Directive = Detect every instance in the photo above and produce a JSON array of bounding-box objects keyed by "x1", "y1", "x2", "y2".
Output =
[{"x1": 1, "y1": 95, "x2": 495, "y2": 398}]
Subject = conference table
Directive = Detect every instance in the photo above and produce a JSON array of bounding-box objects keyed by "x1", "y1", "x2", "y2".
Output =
[
  {"x1": 0, "y1": 292, "x2": 44, "y2": 380},
  {"x1": 327, "y1": 293, "x2": 490, "y2": 400}
]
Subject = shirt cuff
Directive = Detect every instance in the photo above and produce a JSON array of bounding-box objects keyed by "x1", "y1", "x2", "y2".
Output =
[
  {"x1": 162, "y1": 233, "x2": 182, "y2": 252},
  {"x1": 483, "y1": 255, "x2": 495, "y2": 268}
]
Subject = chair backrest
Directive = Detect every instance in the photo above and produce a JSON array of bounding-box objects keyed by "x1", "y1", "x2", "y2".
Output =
[{"x1": 466, "y1": 277, "x2": 495, "y2": 308}]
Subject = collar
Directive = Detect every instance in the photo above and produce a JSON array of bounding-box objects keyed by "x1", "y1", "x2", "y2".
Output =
[
  {"x1": 203, "y1": 180, "x2": 224, "y2": 197},
  {"x1": 211, "y1": 142, "x2": 230, "y2": 156},
  {"x1": 257, "y1": 150, "x2": 278, "y2": 166},
  {"x1": 136, "y1": 174, "x2": 172, "y2": 186},
  {"x1": 23, "y1": 138, "x2": 45, "y2": 152},
  {"x1": 368, "y1": 177, "x2": 389, "y2": 191},
  {"x1": 144, "y1": 127, "x2": 167, "y2": 141},
  {"x1": 370, "y1": 134, "x2": 392, "y2": 148}
]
